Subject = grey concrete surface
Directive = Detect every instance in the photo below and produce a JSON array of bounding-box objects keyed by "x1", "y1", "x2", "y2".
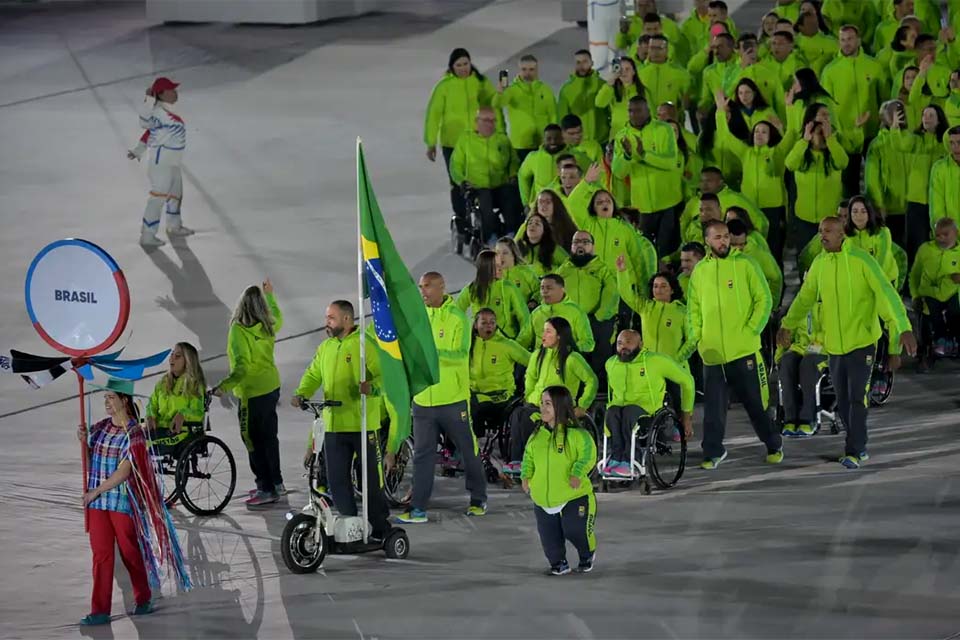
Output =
[{"x1": 1, "y1": 1, "x2": 959, "y2": 638}]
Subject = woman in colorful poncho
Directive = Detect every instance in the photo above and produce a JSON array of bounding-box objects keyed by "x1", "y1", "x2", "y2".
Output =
[{"x1": 78, "y1": 377, "x2": 191, "y2": 626}]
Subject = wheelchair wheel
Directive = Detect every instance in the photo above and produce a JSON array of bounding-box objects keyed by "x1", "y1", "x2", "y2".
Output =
[
  {"x1": 450, "y1": 218, "x2": 463, "y2": 255},
  {"x1": 282, "y1": 512, "x2": 327, "y2": 574},
  {"x1": 176, "y1": 435, "x2": 237, "y2": 516},
  {"x1": 156, "y1": 454, "x2": 180, "y2": 507},
  {"x1": 869, "y1": 370, "x2": 893, "y2": 407},
  {"x1": 578, "y1": 414, "x2": 601, "y2": 480},
  {"x1": 647, "y1": 411, "x2": 686, "y2": 490},
  {"x1": 385, "y1": 436, "x2": 414, "y2": 508}
]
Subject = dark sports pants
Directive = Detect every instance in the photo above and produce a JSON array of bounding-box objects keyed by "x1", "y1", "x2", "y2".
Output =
[
  {"x1": 534, "y1": 493, "x2": 597, "y2": 568},
  {"x1": 411, "y1": 401, "x2": 487, "y2": 511},
  {"x1": 640, "y1": 206, "x2": 679, "y2": 258},
  {"x1": 702, "y1": 353, "x2": 781, "y2": 460},
  {"x1": 905, "y1": 201, "x2": 931, "y2": 264},
  {"x1": 323, "y1": 430, "x2": 391, "y2": 537},
  {"x1": 779, "y1": 351, "x2": 828, "y2": 425},
  {"x1": 509, "y1": 403, "x2": 540, "y2": 462},
  {"x1": 762, "y1": 206, "x2": 787, "y2": 267},
  {"x1": 441, "y1": 146, "x2": 466, "y2": 222},
  {"x1": 829, "y1": 344, "x2": 876, "y2": 457},
  {"x1": 238, "y1": 388, "x2": 282, "y2": 493},
  {"x1": 925, "y1": 295, "x2": 960, "y2": 342},
  {"x1": 474, "y1": 185, "x2": 523, "y2": 240}
]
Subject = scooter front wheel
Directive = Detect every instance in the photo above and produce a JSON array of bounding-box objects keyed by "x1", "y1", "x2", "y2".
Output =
[
  {"x1": 282, "y1": 513, "x2": 328, "y2": 573},
  {"x1": 383, "y1": 529, "x2": 410, "y2": 560}
]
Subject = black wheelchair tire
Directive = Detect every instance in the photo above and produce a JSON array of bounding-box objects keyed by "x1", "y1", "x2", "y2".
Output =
[
  {"x1": 647, "y1": 411, "x2": 686, "y2": 490},
  {"x1": 176, "y1": 435, "x2": 237, "y2": 516}
]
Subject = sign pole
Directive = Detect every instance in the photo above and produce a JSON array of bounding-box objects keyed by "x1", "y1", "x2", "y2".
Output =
[
  {"x1": 357, "y1": 137, "x2": 369, "y2": 545},
  {"x1": 77, "y1": 371, "x2": 89, "y2": 532}
]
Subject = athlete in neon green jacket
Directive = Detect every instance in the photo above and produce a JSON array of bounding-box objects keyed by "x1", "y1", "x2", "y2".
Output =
[
  {"x1": 448, "y1": 129, "x2": 519, "y2": 188},
  {"x1": 146, "y1": 342, "x2": 206, "y2": 441},
  {"x1": 492, "y1": 70, "x2": 557, "y2": 152},
  {"x1": 413, "y1": 294, "x2": 471, "y2": 407},
  {"x1": 928, "y1": 128, "x2": 960, "y2": 230},
  {"x1": 557, "y1": 252, "x2": 620, "y2": 323},
  {"x1": 557, "y1": 51, "x2": 611, "y2": 143},
  {"x1": 606, "y1": 344, "x2": 696, "y2": 415},
  {"x1": 518, "y1": 128, "x2": 589, "y2": 205},
  {"x1": 518, "y1": 287, "x2": 596, "y2": 355},
  {"x1": 611, "y1": 99, "x2": 683, "y2": 216},
  {"x1": 616, "y1": 260, "x2": 693, "y2": 363},
  {"x1": 294, "y1": 326, "x2": 383, "y2": 433},
  {"x1": 469, "y1": 318, "x2": 531, "y2": 404},
  {"x1": 729, "y1": 220, "x2": 784, "y2": 305},
  {"x1": 423, "y1": 68, "x2": 498, "y2": 151},
  {"x1": 217, "y1": 290, "x2": 283, "y2": 400},
  {"x1": 524, "y1": 346, "x2": 598, "y2": 410},
  {"x1": 455, "y1": 276, "x2": 530, "y2": 340},
  {"x1": 785, "y1": 124, "x2": 849, "y2": 228},
  {"x1": 909, "y1": 223, "x2": 960, "y2": 305},
  {"x1": 595, "y1": 64, "x2": 646, "y2": 142},
  {"x1": 865, "y1": 108, "x2": 911, "y2": 221},
  {"x1": 820, "y1": 35, "x2": 889, "y2": 140}
]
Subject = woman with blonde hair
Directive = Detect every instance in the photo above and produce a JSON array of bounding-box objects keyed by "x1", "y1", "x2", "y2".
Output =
[
  {"x1": 146, "y1": 342, "x2": 206, "y2": 436},
  {"x1": 212, "y1": 279, "x2": 284, "y2": 506}
]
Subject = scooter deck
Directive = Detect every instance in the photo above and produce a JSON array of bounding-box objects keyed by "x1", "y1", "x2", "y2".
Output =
[{"x1": 330, "y1": 540, "x2": 385, "y2": 555}]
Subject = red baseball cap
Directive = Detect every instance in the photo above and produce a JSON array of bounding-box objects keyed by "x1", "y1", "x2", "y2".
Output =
[{"x1": 150, "y1": 77, "x2": 179, "y2": 95}]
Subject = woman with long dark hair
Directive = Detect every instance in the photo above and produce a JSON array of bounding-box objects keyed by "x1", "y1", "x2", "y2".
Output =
[
  {"x1": 213, "y1": 279, "x2": 284, "y2": 506},
  {"x1": 423, "y1": 48, "x2": 498, "y2": 223},
  {"x1": 517, "y1": 212, "x2": 568, "y2": 276},
  {"x1": 845, "y1": 195, "x2": 898, "y2": 285},
  {"x1": 892, "y1": 103, "x2": 950, "y2": 262},
  {"x1": 505, "y1": 317, "x2": 597, "y2": 473},
  {"x1": 455, "y1": 249, "x2": 530, "y2": 339},
  {"x1": 725, "y1": 78, "x2": 781, "y2": 141},
  {"x1": 785, "y1": 103, "x2": 849, "y2": 251},
  {"x1": 495, "y1": 236, "x2": 540, "y2": 309},
  {"x1": 520, "y1": 385, "x2": 597, "y2": 575},
  {"x1": 78, "y1": 378, "x2": 190, "y2": 625},
  {"x1": 785, "y1": 68, "x2": 838, "y2": 134},
  {"x1": 594, "y1": 56, "x2": 646, "y2": 141},
  {"x1": 515, "y1": 189, "x2": 578, "y2": 251}
]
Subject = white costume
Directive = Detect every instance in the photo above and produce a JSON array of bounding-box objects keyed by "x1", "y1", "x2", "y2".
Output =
[{"x1": 131, "y1": 98, "x2": 190, "y2": 242}]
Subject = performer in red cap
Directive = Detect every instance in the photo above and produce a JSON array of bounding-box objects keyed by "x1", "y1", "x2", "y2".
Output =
[{"x1": 128, "y1": 77, "x2": 193, "y2": 247}]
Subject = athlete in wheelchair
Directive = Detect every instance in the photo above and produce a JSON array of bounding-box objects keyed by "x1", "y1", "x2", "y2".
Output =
[
  {"x1": 146, "y1": 342, "x2": 236, "y2": 515},
  {"x1": 775, "y1": 313, "x2": 828, "y2": 438},
  {"x1": 599, "y1": 330, "x2": 693, "y2": 489},
  {"x1": 469, "y1": 309, "x2": 531, "y2": 481},
  {"x1": 448, "y1": 106, "x2": 523, "y2": 258},
  {"x1": 910, "y1": 218, "x2": 960, "y2": 369},
  {"x1": 504, "y1": 316, "x2": 598, "y2": 474}
]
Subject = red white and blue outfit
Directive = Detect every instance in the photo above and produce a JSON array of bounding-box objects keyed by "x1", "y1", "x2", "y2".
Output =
[
  {"x1": 133, "y1": 96, "x2": 188, "y2": 240},
  {"x1": 85, "y1": 418, "x2": 191, "y2": 616}
]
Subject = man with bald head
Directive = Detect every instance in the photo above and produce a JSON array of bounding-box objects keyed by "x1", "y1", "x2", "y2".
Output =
[
  {"x1": 602, "y1": 330, "x2": 695, "y2": 477},
  {"x1": 396, "y1": 272, "x2": 488, "y2": 523},
  {"x1": 449, "y1": 106, "x2": 522, "y2": 244},
  {"x1": 779, "y1": 217, "x2": 917, "y2": 469}
]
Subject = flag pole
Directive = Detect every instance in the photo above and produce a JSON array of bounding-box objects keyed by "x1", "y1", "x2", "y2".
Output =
[{"x1": 356, "y1": 137, "x2": 369, "y2": 544}]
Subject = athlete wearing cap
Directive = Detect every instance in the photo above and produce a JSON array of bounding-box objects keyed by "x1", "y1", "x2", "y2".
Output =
[{"x1": 128, "y1": 77, "x2": 193, "y2": 247}]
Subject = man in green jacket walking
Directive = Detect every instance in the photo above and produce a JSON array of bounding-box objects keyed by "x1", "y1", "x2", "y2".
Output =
[
  {"x1": 779, "y1": 218, "x2": 917, "y2": 469},
  {"x1": 493, "y1": 55, "x2": 556, "y2": 162},
  {"x1": 396, "y1": 273, "x2": 488, "y2": 523},
  {"x1": 517, "y1": 274, "x2": 596, "y2": 354},
  {"x1": 687, "y1": 220, "x2": 783, "y2": 469},
  {"x1": 292, "y1": 300, "x2": 390, "y2": 539},
  {"x1": 557, "y1": 50, "x2": 609, "y2": 144}
]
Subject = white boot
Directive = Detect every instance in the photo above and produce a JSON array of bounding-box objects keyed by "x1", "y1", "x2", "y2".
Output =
[
  {"x1": 167, "y1": 225, "x2": 195, "y2": 237},
  {"x1": 140, "y1": 231, "x2": 166, "y2": 247}
]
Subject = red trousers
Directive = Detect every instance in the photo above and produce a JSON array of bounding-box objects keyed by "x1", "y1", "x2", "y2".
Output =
[{"x1": 87, "y1": 508, "x2": 152, "y2": 615}]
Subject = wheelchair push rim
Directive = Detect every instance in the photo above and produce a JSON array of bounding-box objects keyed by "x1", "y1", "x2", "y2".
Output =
[{"x1": 647, "y1": 410, "x2": 686, "y2": 490}]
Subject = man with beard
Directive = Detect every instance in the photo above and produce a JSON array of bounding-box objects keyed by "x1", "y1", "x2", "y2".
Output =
[
  {"x1": 557, "y1": 49, "x2": 609, "y2": 144},
  {"x1": 291, "y1": 300, "x2": 391, "y2": 540},
  {"x1": 558, "y1": 231, "x2": 620, "y2": 373},
  {"x1": 602, "y1": 330, "x2": 694, "y2": 477},
  {"x1": 518, "y1": 124, "x2": 588, "y2": 206},
  {"x1": 686, "y1": 220, "x2": 782, "y2": 470}
]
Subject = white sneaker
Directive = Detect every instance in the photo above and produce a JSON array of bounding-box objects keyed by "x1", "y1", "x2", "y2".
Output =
[
  {"x1": 140, "y1": 233, "x2": 166, "y2": 247},
  {"x1": 167, "y1": 225, "x2": 195, "y2": 237}
]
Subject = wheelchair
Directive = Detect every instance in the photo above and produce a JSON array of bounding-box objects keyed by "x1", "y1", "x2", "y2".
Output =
[
  {"x1": 868, "y1": 334, "x2": 894, "y2": 407},
  {"x1": 439, "y1": 395, "x2": 519, "y2": 486},
  {"x1": 596, "y1": 405, "x2": 686, "y2": 494},
  {"x1": 774, "y1": 359, "x2": 849, "y2": 436},
  {"x1": 301, "y1": 401, "x2": 415, "y2": 509},
  {"x1": 916, "y1": 298, "x2": 960, "y2": 369},
  {"x1": 451, "y1": 184, "x2": 508, "y2": 261},
  {"x1": 150, "y1": 394, "x2": 237, "y2": 516}
]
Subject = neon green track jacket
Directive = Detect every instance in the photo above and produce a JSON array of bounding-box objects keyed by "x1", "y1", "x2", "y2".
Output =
[
  {"x1": 455, "y1": 279, "x2": 530, "y2": 339},
  {"x1": 218, "y1": 292, "x2": 283, "y2": 400},
  {"x1": 294, "y1": 327, "x2": 383, "y2": 432},
  {"x1": 517, "y1": 297, "x2": 595, "y2": 353},
  {"x1": 929, "y1": 155, "x2": 960, "y2": 231},
  {"x1": 147, "y1": 376, "x2": 206, "y2": 427},
  {"x1": 685, "y1": 250, "x2": 773, "y2": 366},
  {"x1": 617, "y1": 269, "x2": 693, "y2": 362},
  {"x1": 492, "y1": 78, "x2": 557, "y2": 150},
  {"x1": 449, "y1": 130, "x2": 519, "y2": 188},
  {"x1": 557, "y1": 71, "x2": 610, "y2": 143},
  {"x1": 520, "y1": 422, "x2": 596, "y2": 509},
  {"x1": 781, "y1": 243, "x2": 911, "y2": 356},
  {"x1": 423, "y1": 72, "x2": 498, "y2": 149},
  {"x1": 557, "y1": 256, "x2": 620, "y2": 321},
  {"x1": 784, "y1": 137, "x2": 849, "y2": 224},
  {"x1": 414, "y1": 296, "x2": 471, "y2": 407},
  {"x1": 611, "y1": 119, "x2": 683, "y2": 213},
  {"x1": 469, "y1": 333, "x2": 531, "y2": 403},
  {"x1": 524, "y1": 347, "x2": 598, "y2": 409},
  {"x1": 605, "y1": 348, "x2": 695, "y2": 415},
  {"x1": 909, "y1": 240, "x2": 960, "y2": 303}
]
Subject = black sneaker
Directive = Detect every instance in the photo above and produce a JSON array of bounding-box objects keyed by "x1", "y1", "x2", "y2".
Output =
[
  {"x1": 575, "y1": 552, "x2": 595, "y2": 573},
  {"x1": 548, "y1": 561, "x2": 571, "y2": 576}
]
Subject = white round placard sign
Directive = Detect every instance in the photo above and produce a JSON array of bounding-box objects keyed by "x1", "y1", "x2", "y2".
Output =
[{"x1": 24, "y1": 239, "x2": 130, "y2": 356}]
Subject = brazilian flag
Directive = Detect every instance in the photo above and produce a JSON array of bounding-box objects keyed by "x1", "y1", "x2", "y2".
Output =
[{"x1": 358, "y1": 141, "x2": 439, "y2": 453}]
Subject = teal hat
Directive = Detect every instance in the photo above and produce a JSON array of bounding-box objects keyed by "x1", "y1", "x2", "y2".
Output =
[{"x1": 91, "y1": 377, "x2": 136, "y2": 396}]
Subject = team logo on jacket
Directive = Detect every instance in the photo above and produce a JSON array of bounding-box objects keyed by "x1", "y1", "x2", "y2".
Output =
[
  {"x1": 439, "y1": 329, "x2": 445, "y2": 339},
  {"x1": 746, "y1": 358, "x2": 754, "y2": 371},
  {"x1": 345, "y1": 354, "x2": 352, "y2": 363},
  {"x1": 556, "y1": 367, "x2": 562, "y2": 375},
  {"x1": 866, "y1": 354, "x2": 873, "y2": 366},
  {"x1": 491, "y1": 355, "x2": 498, "y2": 364},
  {"x1": 639, "y1": 368, "x2": 646, "y2": 376},
  {"x1": 578, "y1": 504, "x2": 586, "y2": 517},
  {"x1": 460, "y1": 411, "x2": 468, "y2": 423},
  {"x1": 614, "y1": 238, "x2": 621, "y2": 246},
  {"x1": 727, "y1": 280, "x2": 734, "y2": 289},
  {"x1": 665, "y1": 319, "x2": 672, "y2": 327},
  {"x1": 495, "y1": 298, "x2": 501, "y2": 306}
]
